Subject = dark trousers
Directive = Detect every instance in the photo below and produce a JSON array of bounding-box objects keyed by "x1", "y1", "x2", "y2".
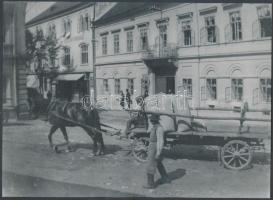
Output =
[{"x1": 146, "y1": 142, "x2": 167, "y2": 177}]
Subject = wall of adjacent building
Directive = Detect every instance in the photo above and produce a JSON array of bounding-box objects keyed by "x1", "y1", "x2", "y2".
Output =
[{"x1": 95, "y1": 3, "x2": 271, "y2": 110}]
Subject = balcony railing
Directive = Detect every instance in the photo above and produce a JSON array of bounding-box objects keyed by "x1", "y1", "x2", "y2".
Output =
[
  {"x1": 142, "y1": 43, "x2": 178, "y2": 59},
  {"x1": 200, "y1": 26, "x2": 220, "y2": 45},
  {"x1": 3, "y1": 44, "x2": 14, "y2": 57}
]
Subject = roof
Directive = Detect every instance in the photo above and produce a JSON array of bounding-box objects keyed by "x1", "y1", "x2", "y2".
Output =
[
  {"x1": 95, "y1": 2, "x2": 182, "y2": 27},
  {"x1": 26, "y1": 2, "x2": 92, "y2": 27}
]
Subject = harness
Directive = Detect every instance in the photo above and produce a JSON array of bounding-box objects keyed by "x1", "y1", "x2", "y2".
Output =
[
  {"x1": 50, "y1": 111, "x2": 102, "y2": 137},
  {"x1": 48, "y1": 100, "x2": 102, "y2": 137}
]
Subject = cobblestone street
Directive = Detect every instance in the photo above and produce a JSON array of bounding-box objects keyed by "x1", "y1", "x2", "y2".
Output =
[{"x1": 2, "y1": 111, "x2": 271, "y2": 197}]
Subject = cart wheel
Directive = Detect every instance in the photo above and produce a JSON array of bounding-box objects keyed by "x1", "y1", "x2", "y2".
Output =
[
  {"x1": 132, "y1": 138, "x2": 149, "y2": 163},
  {"x1": 221, "y1": 140, "x2": 253, "y2": 170}
]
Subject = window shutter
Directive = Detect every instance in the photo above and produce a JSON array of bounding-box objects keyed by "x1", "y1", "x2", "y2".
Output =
[
  {"x1": 225, "y1": 87, "x2": 231, "y2": 102},
  {"x1": 252, "y1": 88, "x2": 259, "y2": 105},
  {"x1": 224, "y1": 24, "x2": 231, "y2": 43},
  {"x1": 252, "y1": 20, "x2": 260, "y2": 40},
  {"x1": 200, "y1": 27, "x2": 206, "y2": 45},
  {"x1": 201, "y1": 86, "x2": 207, "y2": 101},
  {"x1": 191, "y1": 30, "x2": 195, "y2": 45}
]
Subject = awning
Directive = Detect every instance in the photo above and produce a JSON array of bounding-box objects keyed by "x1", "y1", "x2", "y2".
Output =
[{"x1": 57, "y1": 74, "x2": 84, "y2": 81}]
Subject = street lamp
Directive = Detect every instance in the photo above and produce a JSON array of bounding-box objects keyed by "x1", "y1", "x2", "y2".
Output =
[{"x1": 90, "y1": 3, "x2": 97, "y2": 103}]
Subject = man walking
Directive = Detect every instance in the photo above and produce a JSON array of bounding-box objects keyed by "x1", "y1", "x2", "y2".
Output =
[
  {"x1": 143, "y1": 114, "x2": 170, "y2": 189},
  {"x1": 125, "y1": 89, "x2": 131, "y2": 109}
]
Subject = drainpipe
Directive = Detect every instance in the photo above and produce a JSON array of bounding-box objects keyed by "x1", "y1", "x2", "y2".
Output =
[
  {"x1": 91, "y1": 3, "x2": 97, "y2": 103},
  {"x1": 195, "y1": 3, "x2": 201, "y2": 112}
]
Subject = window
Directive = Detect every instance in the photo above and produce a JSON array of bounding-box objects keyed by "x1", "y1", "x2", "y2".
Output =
[
  {"x1": 182, "y1": 21, "x2": 192, "y2": 46},
  {"x1": 102, "y1": 36, "x2": 107, "y2": 55},
  {"x1": 205, "y1": 16, "x2": 216, "y2": 43},
  {"x1": 182, "y1": 79, "x2": 192, "y2": 97},
  {"x1": 114, "y1": 79, "x2": 120, "y2": 94},
  {"x1": 206, "y1": 78, "x2": 217, "y2": 100},
  {"x1": 78, "y1": 14, "x2": 89, "y2": 32},
  {"x1": 63, "y1": 47, "x2": 70, "y2": 65},
  {"x1": 63, "y1": 19, "x2": 71, "y2": 36},
  {"x1": 103, "y1": 79, "x2": 109, "y2": 94},
  {"x1": 47, "y1": 24, "x2": 56, "y2": 37},
  {"x1": 260, "y1": 78, "x2": 271, "y2": 102},
  {"x1": 230, "y1": 12, "x2": 242, "y2": 41},
  {"x1": 126, "y1": 31, "x2": 133, "y2": 52},
  {"x1": 80, "y1": 44, "x2": 88, "y2": 64},
  {"x1": 257, "y1": 6, "x2": 272, "y2": 37},
  {"x1": 139, "y1": 27, "x2": 148, "y2": 50},
  {"x1": 159, "y1": 25, "x2": 168, "y2": 47},
  {"x1": 113, "y1": 34, "x2": 120, "y2": 54},
  {"x1": 231, "y1": 79, "x2": 243, "y2": 101},
  {"x1": 128, "y1": 79, "x2": 134, "y2": 95}
]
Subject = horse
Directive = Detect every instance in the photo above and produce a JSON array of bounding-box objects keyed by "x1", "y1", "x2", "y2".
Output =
[{"x1": 47, "y1": 100, "x2": 105, "y2": 155}]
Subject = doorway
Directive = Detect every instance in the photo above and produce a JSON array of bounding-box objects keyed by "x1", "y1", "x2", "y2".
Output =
[{"x1": 155, "y1": 76, "x2": 175, "y2": 94}]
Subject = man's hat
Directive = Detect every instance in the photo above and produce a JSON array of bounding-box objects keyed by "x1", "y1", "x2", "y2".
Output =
[{"x1": 149, "y1": 114, "x2": 160, "y2": 122}]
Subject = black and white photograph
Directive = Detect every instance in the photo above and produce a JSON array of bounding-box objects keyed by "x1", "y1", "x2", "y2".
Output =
[{"x1": 2, "y1": 1, "x2": 271, "y2": 198}]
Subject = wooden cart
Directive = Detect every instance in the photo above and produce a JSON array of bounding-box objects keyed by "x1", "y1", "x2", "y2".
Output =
[{"x1": 129, "y1": 103, "x2": 270, "y2": 170}]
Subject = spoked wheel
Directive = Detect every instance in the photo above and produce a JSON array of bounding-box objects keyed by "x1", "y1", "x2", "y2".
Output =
[
  {"x1": 132, "y1": 137, "x2": 149, "y2": 163},
  {"x1": 221, "y1": 140, "x2": 253, "y2": 170}
]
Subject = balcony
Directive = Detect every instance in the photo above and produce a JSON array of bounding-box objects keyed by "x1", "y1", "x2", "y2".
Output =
[
  {"x1": 142, "y1": 43, "x2": 178, "y2": 60},
  {"x1": 3, "y1": 44, "x2": 14, "y2": 57}
]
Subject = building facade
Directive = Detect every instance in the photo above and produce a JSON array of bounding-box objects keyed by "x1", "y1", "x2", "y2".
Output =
[
  {"x1": 95, "y1": 3, "x2": 271, "y2": 110},
  {"x1": 3, "y1": 2, "x2": 29, "y2": 119},
  {"x1": 25, "y1": 2, "x2": 114, "y2": 102}
]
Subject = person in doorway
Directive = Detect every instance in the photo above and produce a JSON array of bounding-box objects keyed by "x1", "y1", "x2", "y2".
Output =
[
  {"x1": 143, "y1": 114, "x2": 171, "y2": 189},
  {"x1": 144, "y1": 89, "x2": 149, "y2": 98},
  {"x1": 120, "y1": 90, "x2": 125, "y2": 110},
  {"x1": 47, "y1": 90, "x2": 52, "y2": 101},
  {"x1": 126, "y1": 89, "x2": 132, "y2": 109}
]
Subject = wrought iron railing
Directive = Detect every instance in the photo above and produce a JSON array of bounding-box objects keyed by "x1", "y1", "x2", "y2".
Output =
[{"x1": 142, "y1": 43, "x2": 178, "y2": 59}]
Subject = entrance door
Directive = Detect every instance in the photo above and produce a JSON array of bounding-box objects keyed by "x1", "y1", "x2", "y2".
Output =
[
  {"x1": 166, "y1": 77, "x2": 175, "y2": 94},
  {"x1": 155, "y1": 76, "x2": 175, "y2": 94}
]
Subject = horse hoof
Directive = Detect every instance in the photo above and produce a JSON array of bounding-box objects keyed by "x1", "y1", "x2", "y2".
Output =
[{"x1": 54, "y1": 145, "x2": 60, "y2": 153}]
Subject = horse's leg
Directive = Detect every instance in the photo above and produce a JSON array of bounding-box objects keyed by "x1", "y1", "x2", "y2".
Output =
[
  {"x1": 48, "y1": 125, "x2": 58, "y2": 149},
  {"x1": 60, "y1": 126, "x2": 72, "y2": 151},
  {"x1": 96, "y1": 133, "x2": 105, "y2": 155},
  {"x1": 83, "y1": 128, "x2": 98, "y2": 155}
]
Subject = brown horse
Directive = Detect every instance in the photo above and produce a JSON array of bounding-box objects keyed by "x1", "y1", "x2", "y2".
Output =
[{"x1": 48, "y1": 100, "x2": 105, "y2": 155}]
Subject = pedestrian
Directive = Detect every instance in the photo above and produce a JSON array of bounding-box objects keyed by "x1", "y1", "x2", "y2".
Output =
[
  {"x1": 120, "y1": 90, "x2": 125, "y2": 110},
  {"x1": 47, "y1": 90, "x2": 52, "y2": 101},
  {"x1": 144, "y1": 89, "x2": 149, "y2": 99},
  {"x1": 143, "y1": 114, "x2": 171, "y2": 189},
  {"x1": 126, "y1": 89, "x2": 131, "y2": 109}
]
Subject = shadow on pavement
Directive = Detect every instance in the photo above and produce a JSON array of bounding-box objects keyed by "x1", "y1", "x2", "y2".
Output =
[
  {"x1": 163, "y1": 145, "x2": 270, "y2": 165},
  {"x1": 3, "y1": 122, "x2": 31, "y2": 126},
  {"x1": 155, "y1": 168, "x2": 186, "y2": 186},
  {"x1": 64, "y1": 143, "x2": 122, "y2": 155}
]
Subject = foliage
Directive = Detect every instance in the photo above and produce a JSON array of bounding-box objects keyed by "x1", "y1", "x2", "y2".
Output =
[{"x1": 26, "y1": 28, "x2": 60, "y2": 79}]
